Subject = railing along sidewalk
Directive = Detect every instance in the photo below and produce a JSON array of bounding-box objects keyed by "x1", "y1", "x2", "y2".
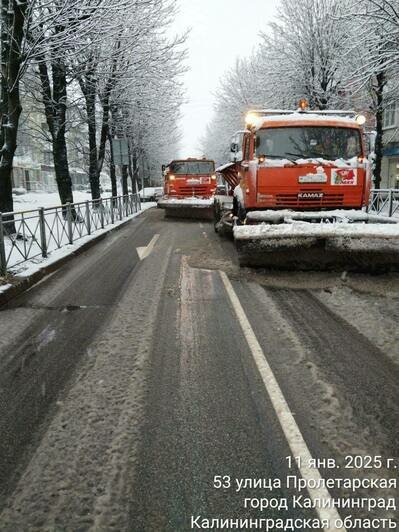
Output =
[
  {"x1": 367, "y1": 188, "x2": 399, "y2": 217},
  {"x1": 0, "y1": 193, "x2": 140, "y2": 275}
]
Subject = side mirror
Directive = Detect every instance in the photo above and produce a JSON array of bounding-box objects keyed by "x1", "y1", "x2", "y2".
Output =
[
  {"x1": 161, "y1": 164, "x2": 166, "y2": 172},
  {"x1": 230, "y1": 142, "x2": 239, "y2": 153},
  {"x1": 230, "y1": 150, "x2": 243, "y2": 163}
]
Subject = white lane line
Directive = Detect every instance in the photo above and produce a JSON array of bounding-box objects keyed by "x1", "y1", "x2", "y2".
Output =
[
  {"x1": 136, "y1": 234, "x2": 160, "y2": 260},
  {"x1": 219, "y1": 271, "x2": 345, "y2": 532}
]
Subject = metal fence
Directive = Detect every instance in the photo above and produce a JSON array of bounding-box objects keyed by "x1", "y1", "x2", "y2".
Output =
[
  {"x1": 367, "y1": 188, "x2": 399, "y2": 217},
  {"x1": 0, "y1": 193, "x2": 140, "y2": 275}
]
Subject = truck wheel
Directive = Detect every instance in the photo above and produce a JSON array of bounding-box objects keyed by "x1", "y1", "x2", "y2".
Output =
[
  {"x1": 213, "y1": 201, "x2": 220, "y2": 232},
  {"x1": 232, "y1": 196, "x2": 238, "y2": 217},
  {"x1": 237, "y1": 203, "x2": 246, "y2": 224}
]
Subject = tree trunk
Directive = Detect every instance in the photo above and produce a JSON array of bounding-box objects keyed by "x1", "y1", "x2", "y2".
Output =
[
  {"x1": 79, "y1": 74, "x2": 100, "y2": 200},
  {"x1": 373, "y1": 72, "x2": 385, "y2": 189},
  {"x1": 127, "y1": 141, "x2": 136, "y2": 192},
  {"x1": 97, "y1": 41, "x2": 120, "y2": 177},
  {"x1": 108, "y1": 131, "x2": 117, "y2": 205},
  {"x1": 53, "y1": 60, "x2": 74, "y2": 206},
  {"x1": 38, "y1": 58, "x2": 74, "y2": 206},
  {"x1": 132, "y1": 150, "x2": 139, "y2": 194},
  {"x1": 121, "y1": 165, "x2": 128, "y2": 196},
  {"x1": 98, "y1": 88, "x2": 111, "y2": 176},
  {"x1": 0, "y1": 0, "x2": 28, "y2": 234},
  {"x1": 86, "y1": 91, "x2": 100, "y2": 199},
  {"x1": 52, "y1": 135, "x2": 74, "y2": 205}
]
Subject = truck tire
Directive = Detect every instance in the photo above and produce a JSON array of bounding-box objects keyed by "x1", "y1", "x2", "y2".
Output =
[
  {"x1": 213, "y1": 200, "x2": 221, "y2": 232},
  {"x1": 233, "y1": 197, "x2": 246, "y2": 224}
]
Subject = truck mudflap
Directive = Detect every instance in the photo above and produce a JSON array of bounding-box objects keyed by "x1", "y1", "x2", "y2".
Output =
[
  {"x1": 234, "y1": 211, "x2": 399, "y2": 272},
  {"x1": 158, "y1": 198, "x2": 214, "y2": 220}
]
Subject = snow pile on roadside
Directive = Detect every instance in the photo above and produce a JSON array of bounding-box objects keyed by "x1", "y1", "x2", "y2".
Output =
[
  {"x1": 0, "y1": 282, "x2": 12, "y2": 294},
  {"x1": 234, "y1": 221, "x2": 399, "y2": 241}
]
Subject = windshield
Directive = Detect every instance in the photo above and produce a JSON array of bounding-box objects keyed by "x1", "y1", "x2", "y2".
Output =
[
  {"x1": 169, "y1": 161, "x2": 215, "y2": 174},
  {"x1": 256, "y1": 127, "x2": 362, "y2": 161}
]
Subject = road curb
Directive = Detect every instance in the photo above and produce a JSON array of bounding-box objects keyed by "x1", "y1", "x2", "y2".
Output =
[{"x1": 0, "y1": 209, "x2": 148, "y2": 307}]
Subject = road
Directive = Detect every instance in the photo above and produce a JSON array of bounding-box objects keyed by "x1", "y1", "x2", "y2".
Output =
[{"x1": 0, "y1": 207, "x2": 398, "y2": 531}]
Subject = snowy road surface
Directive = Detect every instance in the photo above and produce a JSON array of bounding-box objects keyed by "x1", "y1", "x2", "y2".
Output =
[{"x1": 0, "y1": 207, "x2": 398, "y2": 530}]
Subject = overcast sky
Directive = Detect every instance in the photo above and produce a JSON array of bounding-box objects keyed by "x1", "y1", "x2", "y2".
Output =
[{"x1": 173, "y1": 0, "x2": 280, "y2": 158}]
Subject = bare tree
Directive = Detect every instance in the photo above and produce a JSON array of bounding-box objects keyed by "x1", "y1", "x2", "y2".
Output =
[
  {"x1": 0, "y1": 0, "x2": 28, "y2": 224},
  {"x1": 344, "y1": 0, "x2": 399, "y2": 187}
]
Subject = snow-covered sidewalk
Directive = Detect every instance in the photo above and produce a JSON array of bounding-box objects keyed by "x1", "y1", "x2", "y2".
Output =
[
  {"x1": 1, "y1": 193, "x2": 147, "y2": 272},
  {"x1": 1, "y1": 195, "x2": 154, "y2": 295}
]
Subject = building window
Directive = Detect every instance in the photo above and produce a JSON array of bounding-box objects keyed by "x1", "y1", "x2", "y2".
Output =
[
  {"x1": 43, "y1": 150, "x2": 52, "y2": 165},
  {"x1": 383, "y1": 103, "x2": 397, "y2": 129}
]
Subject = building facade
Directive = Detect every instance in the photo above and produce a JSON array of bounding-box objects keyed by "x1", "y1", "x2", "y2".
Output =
[
  {"x1": 381, "y1": 102, "x2": 399, "y2": 189},
  {"x1": 12, "y1": 105, "x2": 92, "y2": 193}
]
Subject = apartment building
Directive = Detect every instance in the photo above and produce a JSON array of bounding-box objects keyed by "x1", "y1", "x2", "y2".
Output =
[{"x1": 381, "y1": 101, "x2": 399, "y2": 188}]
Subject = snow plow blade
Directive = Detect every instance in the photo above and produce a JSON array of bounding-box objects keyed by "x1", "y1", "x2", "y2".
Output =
[
  {"x1": 158, "y1": 198, "x2": 214, "y2": 220},
  {"x1": 234, "y1": 210, "x2": 399, "y2": 272}
]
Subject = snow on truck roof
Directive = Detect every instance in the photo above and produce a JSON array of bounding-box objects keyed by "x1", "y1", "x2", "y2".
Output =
[
  {"x1": 246, "y1": 110, "x2": 361, "y2": 129},
  {"x1": 259, "y1": 113, "x2": 359, "y2": 128},
  {"x1": 168, "y1": 158, "x2": 214, "y2": 163}
]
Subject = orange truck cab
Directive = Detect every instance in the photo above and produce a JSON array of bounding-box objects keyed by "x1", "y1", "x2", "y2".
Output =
[
  {"x1": 163, "y1": 158, "x2": 216, "y2": 199},
  {"x1": 233, "y1": 107, "x2": 371, "y2": 219}
]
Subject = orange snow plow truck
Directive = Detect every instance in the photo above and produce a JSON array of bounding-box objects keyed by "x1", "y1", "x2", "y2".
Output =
[
  {"x1": 158, "y1": 158, "x2": 216, "y2": 219},
  {"x1": 215, "y1": 102, "x2": 399, "y2": 271}
]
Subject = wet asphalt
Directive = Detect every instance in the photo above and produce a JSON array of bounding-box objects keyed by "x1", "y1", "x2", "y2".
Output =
[{"x1": 0, "y1": 207, "x2": 397, "y2": 531}]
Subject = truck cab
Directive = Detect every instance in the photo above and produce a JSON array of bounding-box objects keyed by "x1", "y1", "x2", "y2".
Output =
[
  {"x1": 163, "y1": 158, "x2": 217, "y2": 199},
  {"x1": 234, "y1": 106, "x2": 371, "y2": 216}
]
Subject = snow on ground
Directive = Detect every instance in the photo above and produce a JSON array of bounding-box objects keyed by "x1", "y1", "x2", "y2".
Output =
[
  {"x1": 3, "y1": 200, "x2": 154, "y2": 278},
  {"x1": 3, "y1": 191, "x2": 143, "y2": 271},
  {"x1": 139, "y1": 187, "x2": 163, "y2": 199},
  {"x1": 374, "y1": 201, "x2": 399, "y2": 219},
  {"x1": 316, "y1": 285, "x2": 399, "y2": 367},
  {"x1": 0, "y1": 282, "x2": 12, "y2": 295},
  {"x1": 12, "y1": 191, "x2": 112, "y2": 211}
]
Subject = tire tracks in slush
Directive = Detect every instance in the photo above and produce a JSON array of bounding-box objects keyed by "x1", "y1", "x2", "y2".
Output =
[
  {"x1": 0, "y1": 242, "x2": 172, "y2": 532},
  {"x1": 243, "y1": 283, "x2": 398, "y2": 523}
]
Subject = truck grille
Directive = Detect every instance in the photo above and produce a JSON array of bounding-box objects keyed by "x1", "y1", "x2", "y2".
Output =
[
  {"x1": 275, "y1": 193, "x2": 344, "y2": 208},
  {"x1": 179, "y1": 186, "x2": 209, "y2": 195}
]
